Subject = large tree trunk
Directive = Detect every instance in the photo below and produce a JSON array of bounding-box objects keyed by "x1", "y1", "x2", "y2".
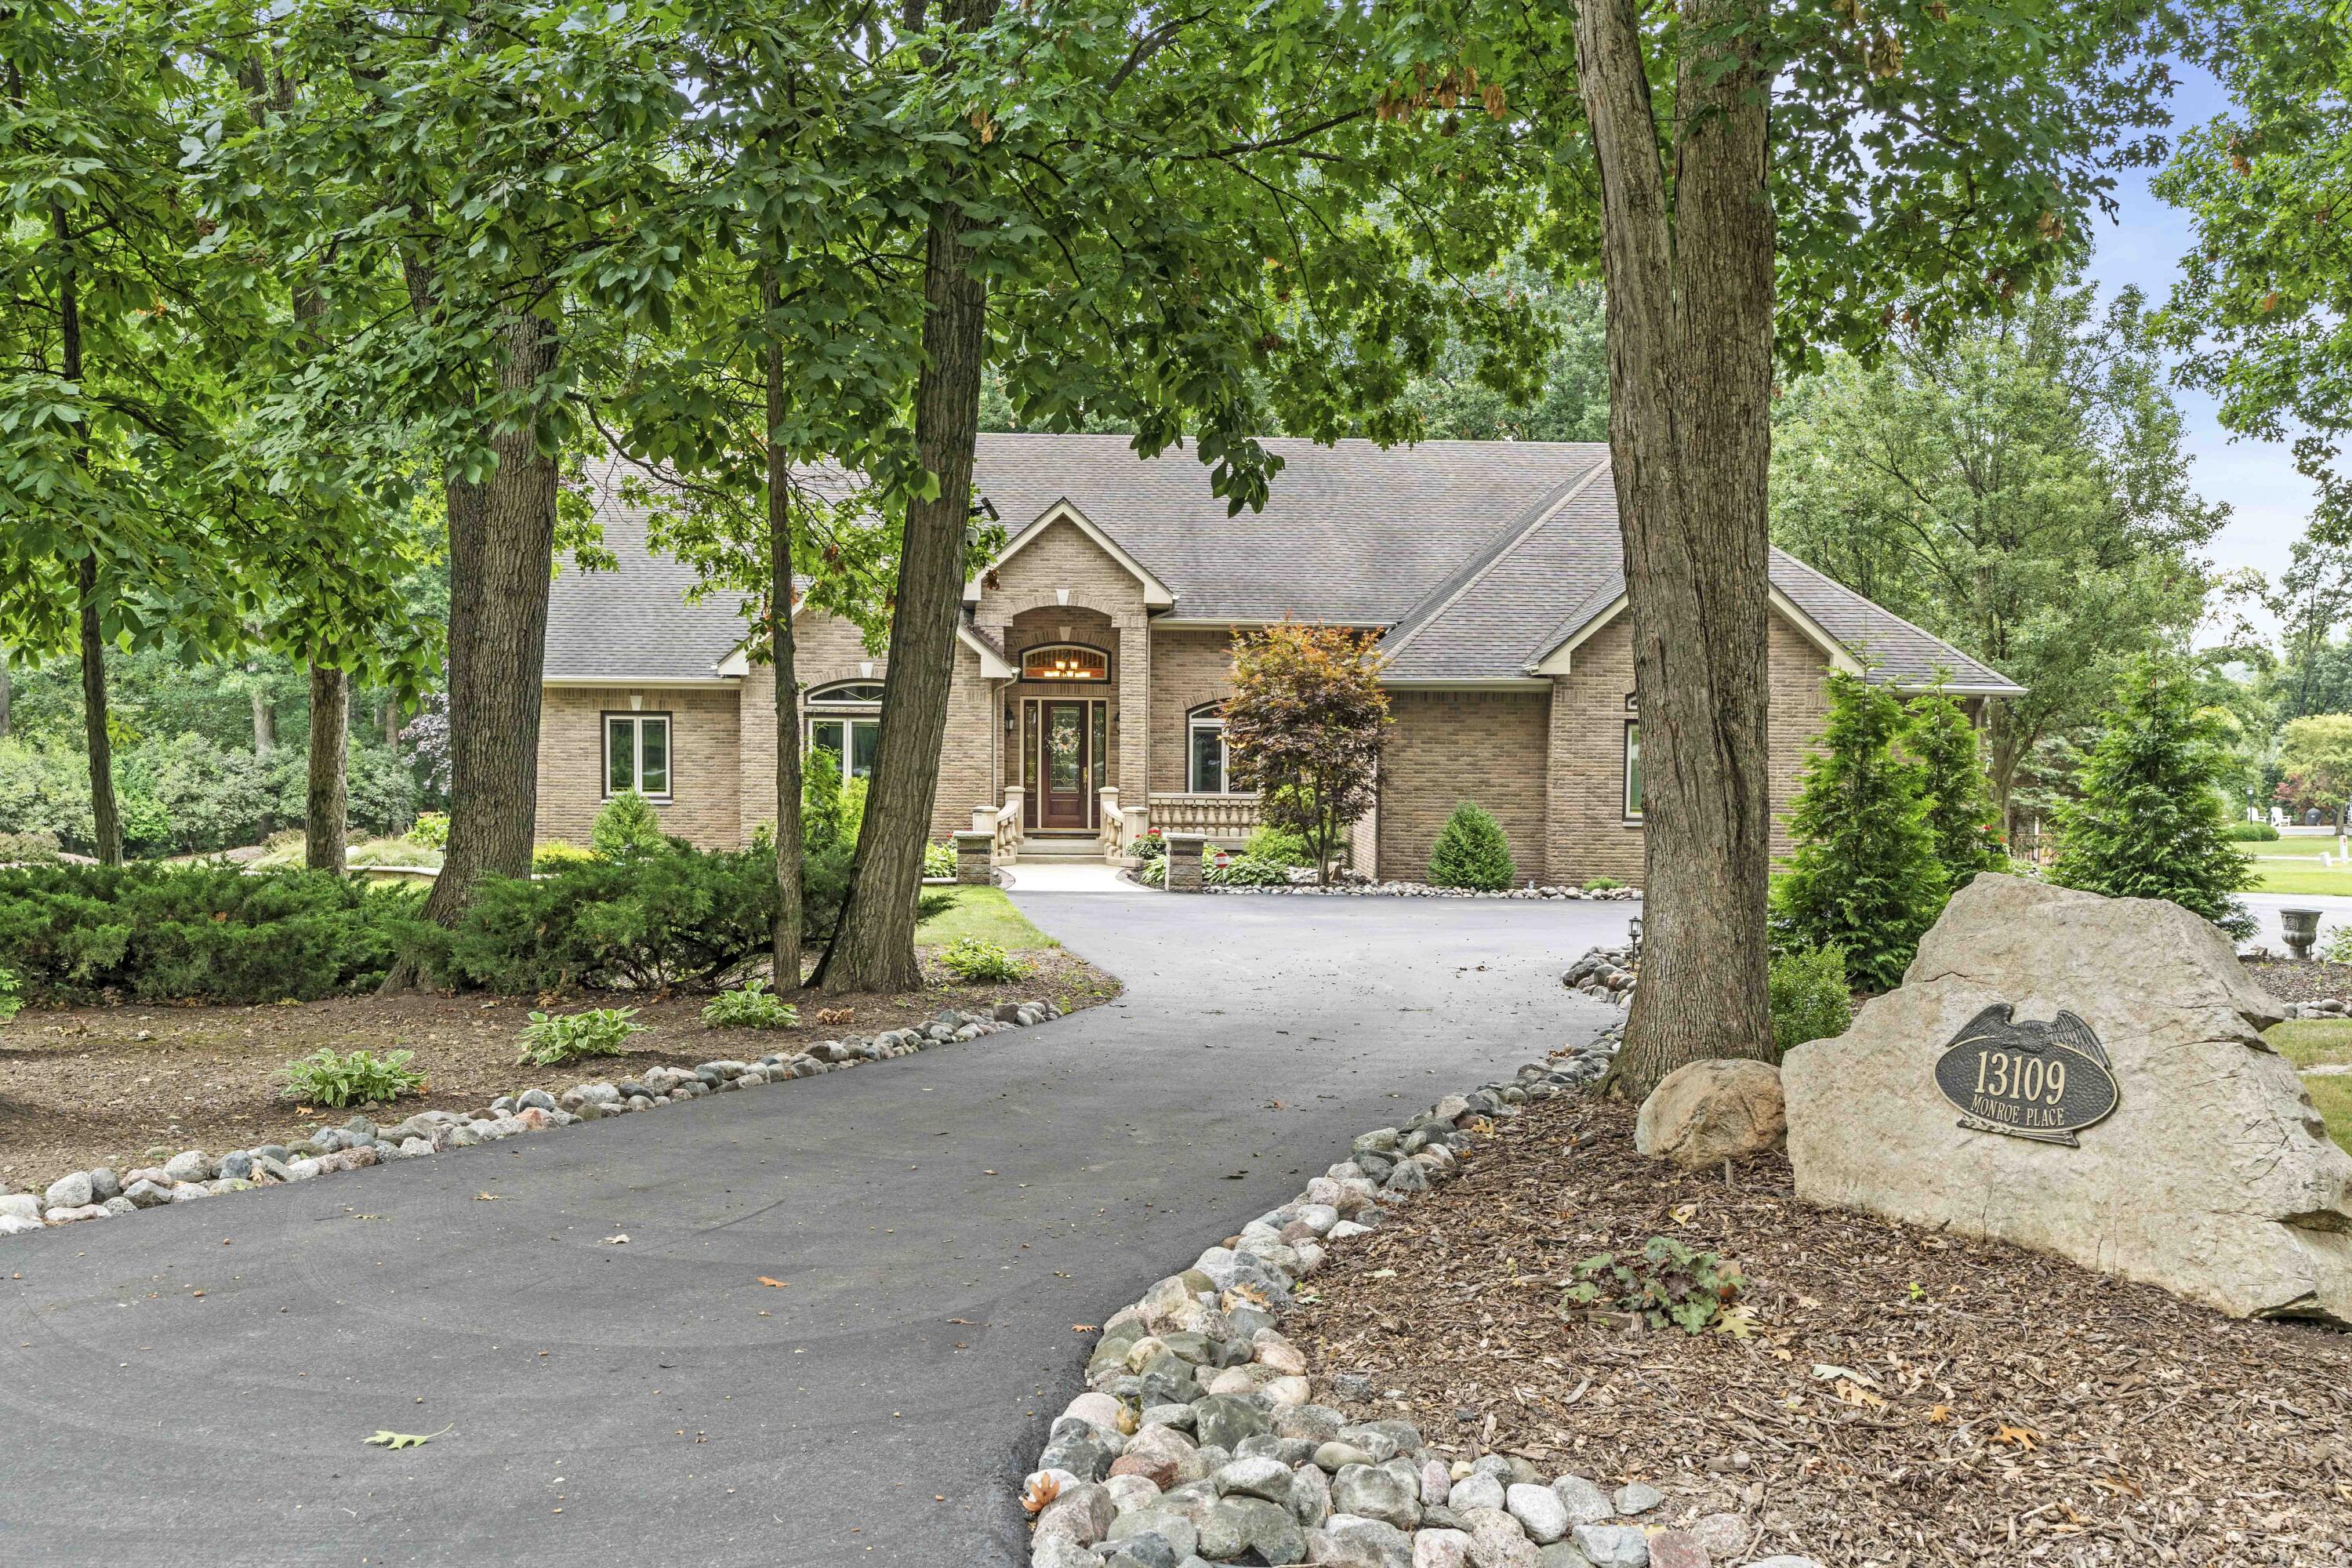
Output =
[
  {"x1": 1576, "y1": 0, "x2": 1776, "y2": 1100},
  {"x1": 764, "y1": 266, "x2": 807, "y2": 987},
  {"x1": 1, "y1": 654, "x2": 13, "y2": 739},
  {"x1": 307, "y1": 662, "x2": 350, "y2": 871},
  {"x1": 815, "y1": 8, "x2": 996, "y2": 993},
  {"x1": 387, "y1": 310, "x2": 560, "y2": 977},
  {"x1": 77, "y1": 557, "x2": 122, "y2": 866}
]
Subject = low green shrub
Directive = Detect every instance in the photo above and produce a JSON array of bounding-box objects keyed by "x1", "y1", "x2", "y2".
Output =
[
  {"x1": 1428, "y1": 802, "x2": 1516, "y2": 891},
  {"x1": 1769, "y1": 944, "x2": 1853, "y2": 1056},
  {"x1": 274, "y1": 1047, "x2": 428, "y2": 1108},
  {"x1": 1137, "y1": 855, "x2": 1167, "y2": 887},
  {"x1": 2322, "y1": 924, "x2": 2352, "y2": 965},
  {"x1": 410, "y1": 843, "x2": 775, "y2": 993},
  {"x1": 923, "y1": 840, "x2": 957, "y2": 878},
  {"x1": 2222, "y1": 818, "x2": 2281, "y2": 842},
  {"x1": 702, "y1": 979, "x2": 800, "y2": 1029},
  {"x1": 1243, "y1": 824, "x2": 1312, "y2": 866},
  {"x1": 0, "y1": 829, "x2": 62, "y2": 865},
  {"x1": 532, "y1": 840, "x2": 597, "y2": 872},
  {"x1": 592, "y1": 790, "x2": 668, "y2": 859},
  {"x1": 0, "y1": 965, "x2": 20, "y2": 1025},
  {"x1": 1581, "y1": 877, "x2": 1626, "y2": 892},
  {"x1": 0, "y1": 862, "x2": 416, "y2": 1004},
  {"x1": 1560, "y1": 1236, "x2": 1751, "y2": 1334},
  {"x1": 1131, "y1": 829, "x2": 1168, "y2": 862},
  {"x1": 517, "y1": 1006, "x2": 647, "y2": 1065},
  {"x1": 936, "y1": 936, "x2": 1028, "y2": 983},
  {"x1": 1206, "y1": 853, "x2": 1293, "y2": 887},
  {"x1": 406, "y1": 811, "x2": 449, "y2": 849}
]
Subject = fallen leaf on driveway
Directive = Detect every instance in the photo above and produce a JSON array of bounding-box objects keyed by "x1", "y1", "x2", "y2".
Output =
[
  {"x1": 604, "y1": 1234, "x2": 629, "y2": 1245},
  {"x1": 757, "y1": 1276, "x2": 788, "y2": 1288},
  {"x1": 364, "y1": 1426, "x2": 449, "y2": 1450},
  {"x1": 1072, "y1": 1323, "x2": 1097, "y2": 1333}
]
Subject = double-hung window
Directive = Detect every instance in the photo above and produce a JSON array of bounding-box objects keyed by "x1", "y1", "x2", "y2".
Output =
[
  {"x1": 1188, "y1": 710, "x2": 1234, "y2": 794},
  {"x1": 605, "y1": 713, "x2": 672, "y2": 799},
  {"x1": 807, "y1": 682, "x2": 884, "y2": 782}
]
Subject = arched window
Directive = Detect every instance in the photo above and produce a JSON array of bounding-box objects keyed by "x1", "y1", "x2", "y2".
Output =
[
  {"x1": 806, "y1": 681, "x2": 883, "y2": 781},
  {"x1": 1019, "y1": 644, "x2": 1110, "y2": 682},
  {"x1": 1187, "y1": 702, "x2": 1236, "y2": 794}
]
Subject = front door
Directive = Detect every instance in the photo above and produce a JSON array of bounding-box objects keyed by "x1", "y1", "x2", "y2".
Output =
[{"x1": 1039, "y1": 701, "x2": 1091, "y2": 829}]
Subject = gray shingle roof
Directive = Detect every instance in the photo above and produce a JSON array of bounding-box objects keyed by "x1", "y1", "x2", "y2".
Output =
[
  {"x1": 544, "y1": 461, "x2": 753, "y2": 682},
  {"x1": 545, "y1": 435, "x2": 2020, "y2": 695}
]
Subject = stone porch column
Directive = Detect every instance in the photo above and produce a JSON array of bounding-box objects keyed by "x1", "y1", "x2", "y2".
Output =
[{"x1": 1116, "y1": 612, "x2": 1149, "y2": 801}]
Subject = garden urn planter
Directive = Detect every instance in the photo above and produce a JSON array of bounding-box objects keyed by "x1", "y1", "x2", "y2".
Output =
[{"x1": 2281, "y1": 907, "x2": 2321, "y2": 960}]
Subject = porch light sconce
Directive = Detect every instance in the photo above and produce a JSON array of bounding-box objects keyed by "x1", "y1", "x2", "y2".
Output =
[
  {"x1": 1055, "y1": 587, "x2": 1071, "y2": 606},
  {"x1": 1004, "y1": 708, "x2": 1017, "y2": 735}
]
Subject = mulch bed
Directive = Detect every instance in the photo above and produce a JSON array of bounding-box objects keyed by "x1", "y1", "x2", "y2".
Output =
[
  {"x1": 0, "y1": 951, "x2": 1117, "y2": 1191},
  {"x1": 1290, "y1": 1094, "x2": 2352, "y2": 1567},
  {"x1": 2239, "y1": 956, "x2": 2352, "y2": 1007}
]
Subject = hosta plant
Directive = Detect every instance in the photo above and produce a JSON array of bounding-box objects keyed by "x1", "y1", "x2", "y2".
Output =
[
  {"x1": 937, "y1": 936, "x2": 1029, "y2": 984},
  {"x1": 701, "y1": 979, "x2": 800, "y2": 1030},
  {"x1": 274, "y1": 1047, "x2": 428, "y2": 1108},
  {"x1": 1561, "y1": 1236, "x2": 1750, "y2": 1334},
  {"x1": 517, "y1": 1006, "x2": 648, "y2": 1065}
]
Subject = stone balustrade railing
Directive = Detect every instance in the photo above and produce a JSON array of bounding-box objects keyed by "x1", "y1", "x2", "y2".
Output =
[
  {"x1": 975, "y1": 787, "x2": 1023, "y2": 863},
  {"x1": 1147, "y1": 793, "x2": 1261, "y2": 842}
]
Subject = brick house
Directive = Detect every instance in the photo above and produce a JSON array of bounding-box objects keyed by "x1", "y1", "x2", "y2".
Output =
[{"x1": 538, "y1": 434, "x2": 2018, "y2": 886}]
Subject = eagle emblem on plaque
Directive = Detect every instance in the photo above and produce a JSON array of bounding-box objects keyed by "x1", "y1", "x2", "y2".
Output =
[{"x1": 1933, "y1": 1004, "x2": 2122, "y2": 1146}]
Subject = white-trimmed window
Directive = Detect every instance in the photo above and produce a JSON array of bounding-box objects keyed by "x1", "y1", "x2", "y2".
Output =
[
  {"x1": 1623, "y1": 720, "x2": 1642, "y2": 821},
  {"x1": 807, "y1": 681, "x2": 882, "y2": 782},
  {"x1": 604, "y1": 713, "x2": 672, "y2": 799},
  {"x1": 1021, "y1": 643, "x2": 1110, "y2": 682},
  {"x1": 1188, "y1": 708, "x2": 1236, "y2": 794}
]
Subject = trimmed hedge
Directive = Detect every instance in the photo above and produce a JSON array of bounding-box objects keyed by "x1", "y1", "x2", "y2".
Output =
[{"x1": 0, "y1": 862, "x2": 417, "y2": 1004}]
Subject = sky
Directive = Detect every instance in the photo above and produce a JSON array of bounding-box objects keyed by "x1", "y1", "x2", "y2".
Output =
[{"x1": 2085, "y1": 60, "x2": 2313, "y2": 644}]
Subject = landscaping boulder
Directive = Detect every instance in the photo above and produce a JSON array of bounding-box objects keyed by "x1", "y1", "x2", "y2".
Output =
[
  {"x1": 1632, "y1": 1058, "x2": 1786, "y2": 1170},
  {"x1": 1783, "y1": 873, "x2": 2352, "y2": 1323}
]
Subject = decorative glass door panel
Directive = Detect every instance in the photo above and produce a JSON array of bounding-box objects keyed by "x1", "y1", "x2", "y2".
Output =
[{"x1": 1040, "y1": 702, "x2": 1091, "y2": 828}]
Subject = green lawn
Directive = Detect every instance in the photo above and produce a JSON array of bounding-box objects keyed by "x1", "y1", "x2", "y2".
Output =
[
  {"x1": 2240, "y1": 833, "x2": 2352, "y2": 894},
  {"x1": 2266, "y1": 1018, "x2": 2352, "y2": 1156},
  {"x1": 913, "y1": 884, "x2": 1058, "y2": 951}
]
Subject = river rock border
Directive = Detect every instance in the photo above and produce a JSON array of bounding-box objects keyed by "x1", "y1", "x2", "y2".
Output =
[
  {"x1": 0, "y1": 999, "x2": 1064, "y2": 1239},
  {"x1": 1022, "y1": 1026, "x2": 1822, "y2": 1568},
  {"x1": 1563, "y1": 942, "x2": 1639, "y2": 1007}
]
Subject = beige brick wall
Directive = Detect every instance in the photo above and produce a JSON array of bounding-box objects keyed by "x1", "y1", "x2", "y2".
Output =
[
  {"x1": 737, "y1": 607, "x2": 1001, "y2": 846},
  {"x1": 1380, "y1": 690, "x2": 1552, "y2": 885},
  {"x1": 1149, "y1": 628, "x2": 1241, "y2": 793},
  {"x1": 535, "y1": 684, "x2": 742, "y2": 850},
  {"x1": 1543, "y1": 609, "x2": 1838, "y2": 889}
]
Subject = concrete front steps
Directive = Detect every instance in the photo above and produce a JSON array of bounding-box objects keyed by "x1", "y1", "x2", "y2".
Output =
[{"x1": 1014, "y1": 834, "x2": 1108, "y2": 862}]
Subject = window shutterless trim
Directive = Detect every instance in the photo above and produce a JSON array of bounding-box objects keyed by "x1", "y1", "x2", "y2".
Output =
[
  {"x1": 1186, "y1": 706, "x2": 1241, "y2": 795},
  {"x1": 601, "y1": 711, "x2": 675, "y2": 801},
  {"x1": 1622, "y1": 717, "x2": 1642, "y2": 822}
]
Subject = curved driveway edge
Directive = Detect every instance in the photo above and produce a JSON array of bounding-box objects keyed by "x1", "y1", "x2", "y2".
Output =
[{"x1": 0, "y1": 887, "x2": 1632, "y2": 1567}]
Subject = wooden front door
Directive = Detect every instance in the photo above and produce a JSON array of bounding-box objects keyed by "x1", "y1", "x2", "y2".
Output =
[{"x1": 1038, "y1": 701, "x2": 1092, "y2": 829}]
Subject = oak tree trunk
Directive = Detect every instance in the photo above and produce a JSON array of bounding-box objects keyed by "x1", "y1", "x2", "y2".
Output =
[
  {"x1": 765, "y1": 266, "x2": 807, "y2": 988},
  {"x1": 77, "y1": 556, "x2": 122, "y2": 866},
  {"x1": 816, "y1": 2, "x2": 997, "y2": 993},
  {"x1": 1576, "y1": 0, "x2": 1777, "y2": 1100},
  {"x1": 387, "y1": 310, "x2": 560, "y2": 978},
  {"x1": 307, "y1": 662, "x2": 350, "y2": 872}
]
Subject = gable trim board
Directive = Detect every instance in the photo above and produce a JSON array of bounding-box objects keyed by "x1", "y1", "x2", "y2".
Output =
[
  {"x1": 709, "y1": 624, "x2": 1014, "y2": 682},
  {"x1": 966, "y1": 498, "x2": 1178, "y2": 610}
]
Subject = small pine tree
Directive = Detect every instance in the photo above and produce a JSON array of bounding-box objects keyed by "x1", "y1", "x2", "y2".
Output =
[
  {"x1": 591, "y1": 789, "x2": 666, "y2": 859},
  {"x1": 2048, "y1": 657, "x2": 2254, "y2": 938},
  {"x1": 1905, "y1": 689, "x2": 2008, "y2": 888},
  {"x1": 1773, "y1": 673, "x2": 1949, "y2": 991},
  {"x1": 1428, "y1": 801, "x2": 1517, "y2": 890}
]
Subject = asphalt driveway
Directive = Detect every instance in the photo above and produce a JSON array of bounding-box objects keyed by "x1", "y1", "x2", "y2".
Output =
[{"x1": 0, "y1": 885, "x2": 1632, "y2": 1567}]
